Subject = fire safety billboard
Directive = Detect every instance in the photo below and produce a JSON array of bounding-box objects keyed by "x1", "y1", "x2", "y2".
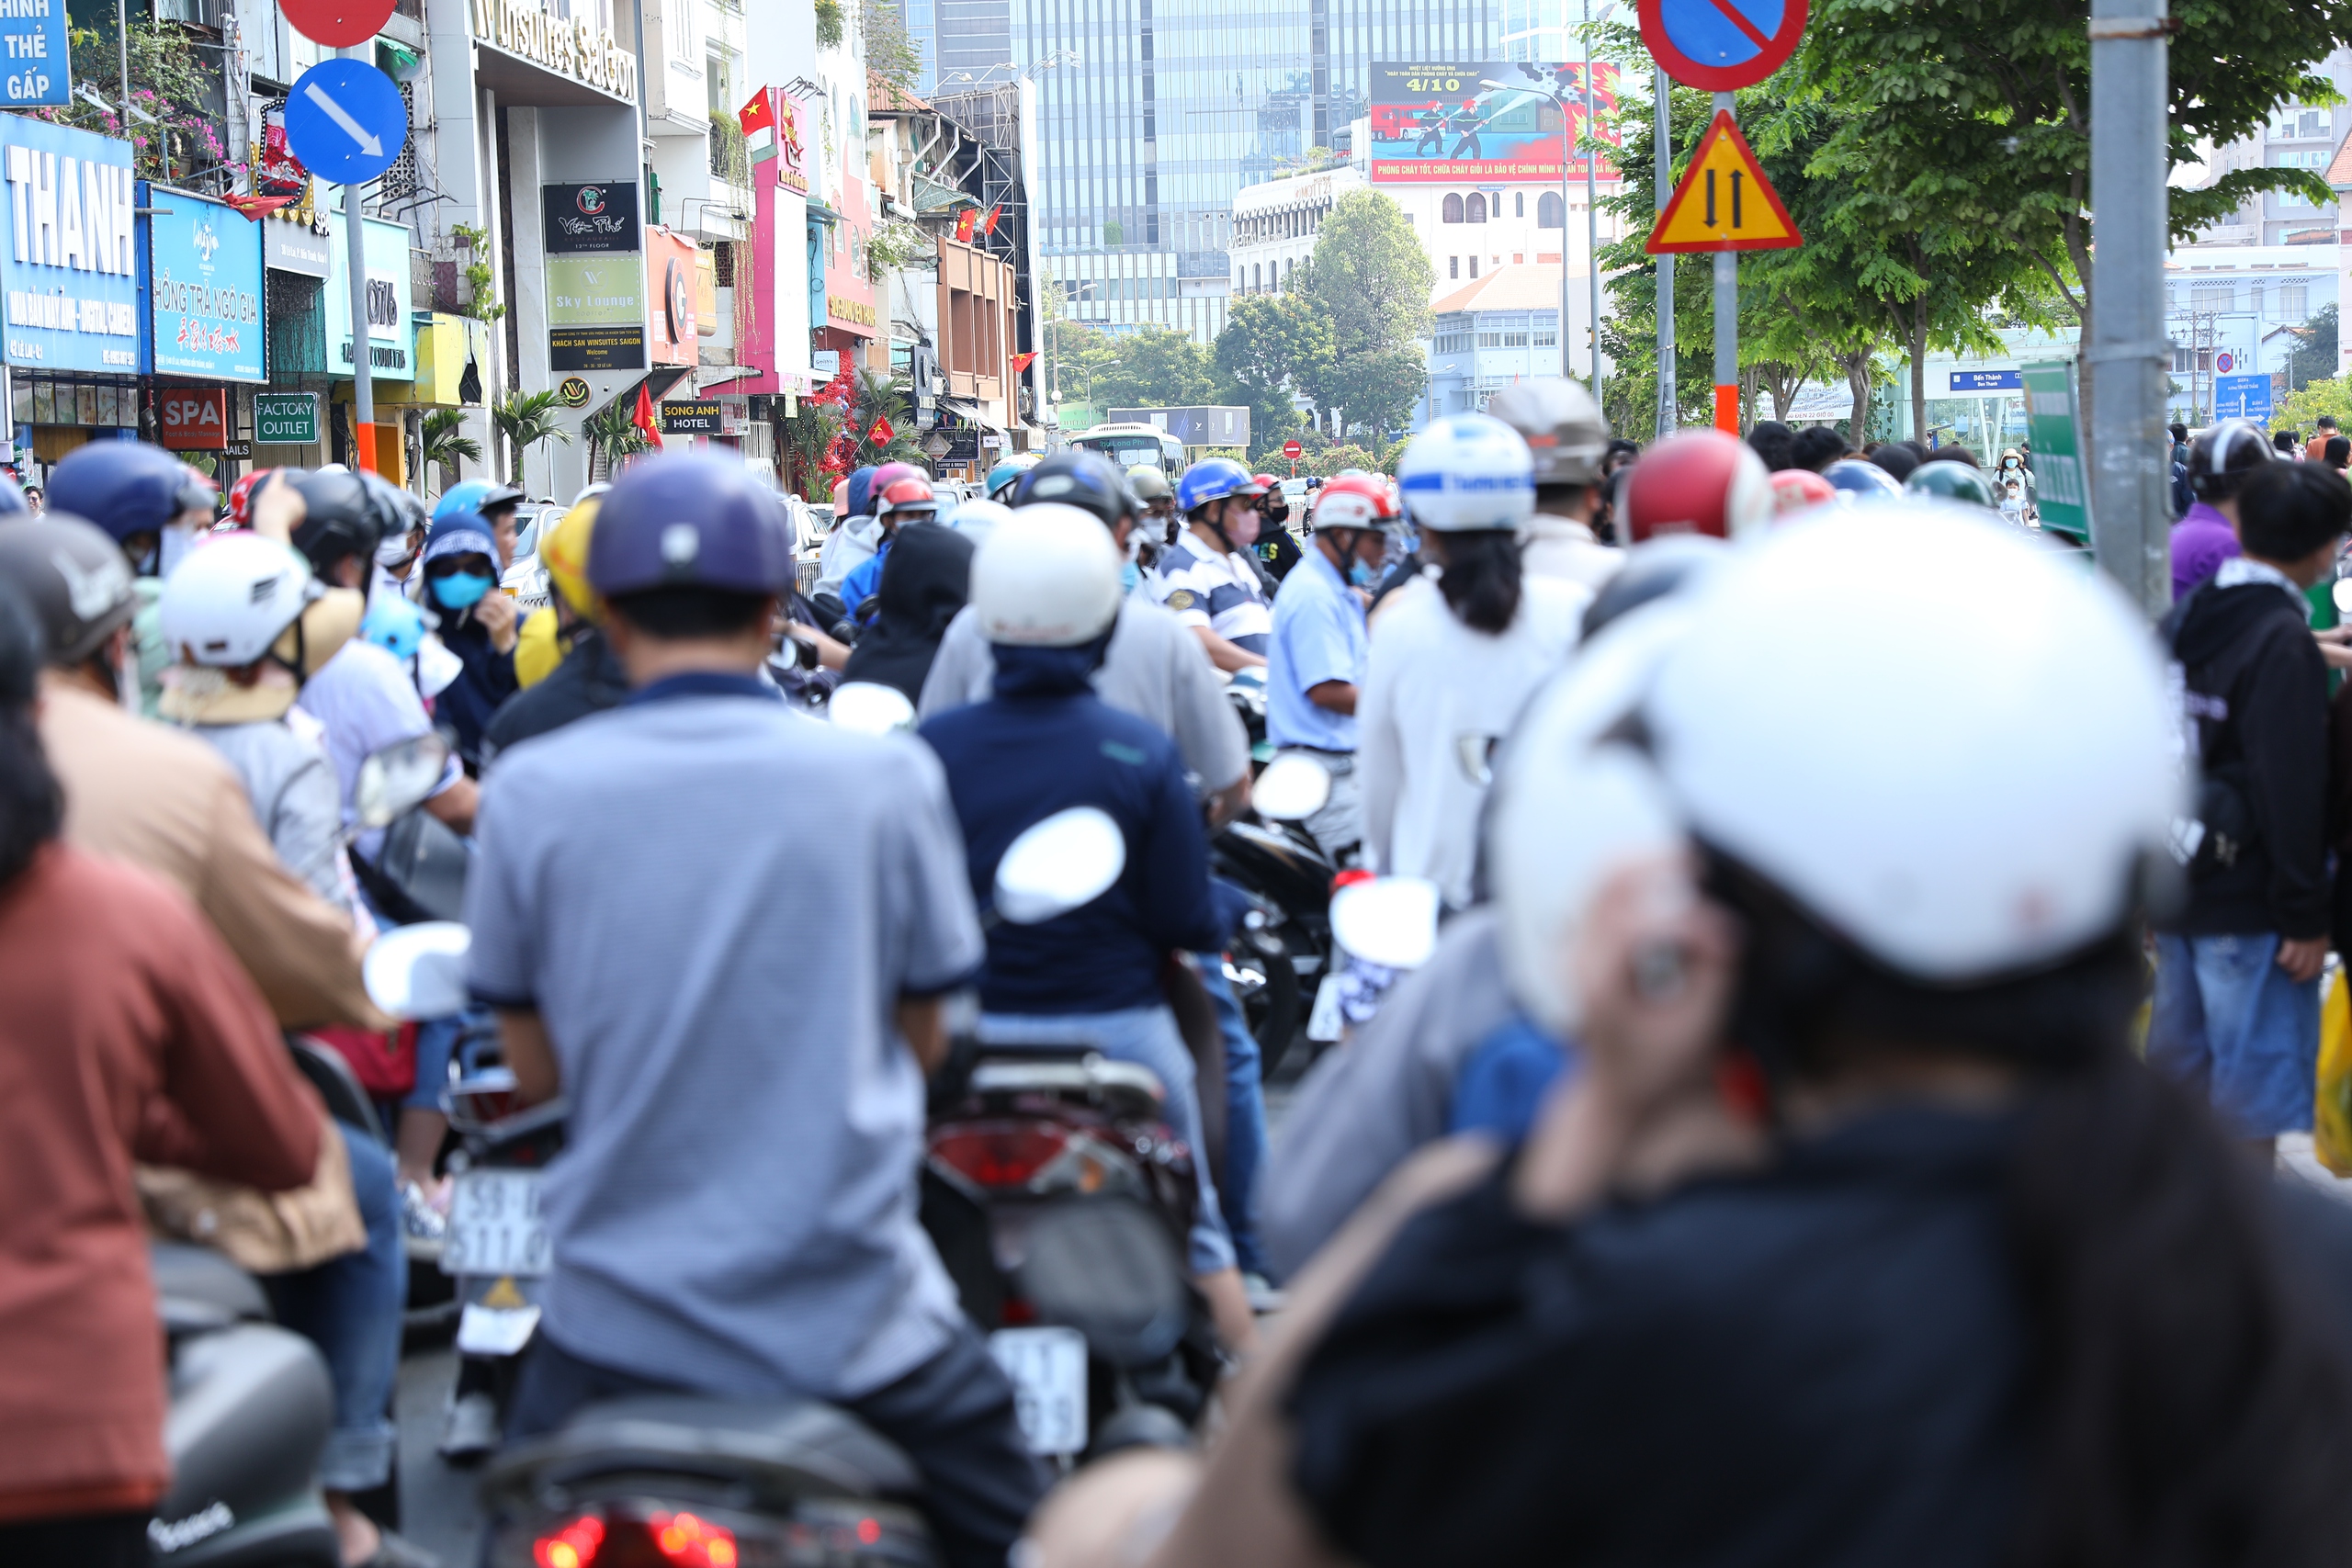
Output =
[{"x1": 1366, "y1": 62, "x2": 1619, "y2": 184}]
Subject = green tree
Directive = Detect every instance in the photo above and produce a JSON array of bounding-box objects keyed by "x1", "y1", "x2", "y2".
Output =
[
  {"x1": 1096, "y1": 327, "x2": 1221, "y2": 411},
  {"x1": 492, "y1": 390, "x2": 571, "y2": 487},
  {"x1": 421, "y1": 410, "x2": 482, "y2": 492},
  {"x1": 844, "y1": 369, "x2": 928, "y2": 468},
  {"x1": 865, "y1": 0, "x2": 924, "y2": 96},
  {"x1": 1215, "y1": 293, "x2": 1330, "y2": 444},
  {"x1": 2288, "y1": 305, "x2": 2339, "y2": 393},
  {"x1": 782, "y1": 400, "x2": 846, "y2": 500},
  {"x1": 582, "y1": 400, "x2": 653, "y2": 479},
  {"x1": 1292, "y1": 191, "x2": 1434, "y2": 437},
  {"x1": 2277, "y1": 375, "x2": 2352, "y2": 438},
  {"x1": 40, "y1": 20, "x2": 224, "y2": 185}
]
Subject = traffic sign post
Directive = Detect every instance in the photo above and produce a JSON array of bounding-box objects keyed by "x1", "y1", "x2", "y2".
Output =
[
  {"x1": 1283, "y1": 436, "x2": 1303, "y2": 477},
  {"x1": 281, "y1": 0, "x2": 398, "y2": 47},
  {"x1": 1639, "y1": 0, "x2": 1808, "y2": 91},
  {"x1": 285, "y1": 58, "x2": 408, "y2": 185}
]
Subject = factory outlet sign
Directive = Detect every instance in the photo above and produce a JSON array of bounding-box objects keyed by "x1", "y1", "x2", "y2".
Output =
[{"x1": 469, "y1": 0, "x2": 638, "y2": 103}]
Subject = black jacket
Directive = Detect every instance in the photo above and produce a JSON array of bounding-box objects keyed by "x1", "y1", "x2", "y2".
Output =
[
  {"x1": 479, "y1": 626, "x2": 628, "y2": 769},
  {"x1": 839, "y1": 522, "x2": 974, "y2": 703},
  {"x1": 2162, "y1": 575, "x2": 2331, "y2": 939}
]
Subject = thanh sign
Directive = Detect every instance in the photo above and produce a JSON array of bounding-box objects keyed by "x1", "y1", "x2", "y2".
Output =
[
  {"x1": 254, "y1": 391, "x2": 320, "y2": 443},
  {"x1": 140, "y1": 184, "x2": 265, "y2": 382},
  {"x1": 469, "y1": 0, "x2": 639, "y2": 103},
  {"x1": 1951, "y1": 369, "x2": 2022, "y2": 391},
  {"x1": 0, "y1": 0, "x2": 71, "y2": 107},
  {"x1": 0, "y1": 118, "x2": 140, "y2": 372}
]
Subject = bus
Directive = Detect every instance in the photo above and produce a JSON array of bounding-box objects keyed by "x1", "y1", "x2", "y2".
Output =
[{"x1": 1071, "y1": 422, "x2": 1187, "y2": 479}]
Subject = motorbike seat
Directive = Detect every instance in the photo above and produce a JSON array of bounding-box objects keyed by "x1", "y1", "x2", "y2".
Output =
[
  {"x1": 965, "y1": 1052, "x2": 1166, "y2": 1123},
  {"x1": 484, "y1": 1395, "x2": 923, "y2": 1515},
  {"x1": 151, "y1": 1241, "x2": 272, "y2": 1329}
]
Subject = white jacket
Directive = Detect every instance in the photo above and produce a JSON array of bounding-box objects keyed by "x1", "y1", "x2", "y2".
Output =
[
  {"x1": 1359, "y1": 572, "x2": 1591, "y2": 908},
  {"x1": 814, "y1": 514, "x2": 884, "y2": 600},
  {"x1": 1521, "y1": 512, "x2": 1624, "y2": 595}
]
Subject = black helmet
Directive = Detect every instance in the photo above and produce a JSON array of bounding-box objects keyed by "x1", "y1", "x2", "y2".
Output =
[
  {"x1": 290, "y1": 468, "x2": 388, "y2": 574},
  {"x1": 2186, "y1": 418, "x2": 2275, "y2": 503},
  {"x1": 0, "y1": 514, "x2": 138, "y2": 664},
  {"x1": 1011, "y1": 450, "x2": 1138, "y2": 533}
]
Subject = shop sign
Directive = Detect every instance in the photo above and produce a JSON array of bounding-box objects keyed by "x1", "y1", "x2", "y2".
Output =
[
  {"x1": 266, "y1": 216, "x2": 333, "y2": 277},
  {"x1": 660, "y1": 398, "x2": 721, "y2": 434},
  {"x1": 826, "y1": 295, "x2": 876, "y2": 329},
  {"x1": 157, "y1": 386, "x2": 231, "y2": 450},
  {"x1": 323, "y1": 209, "x2": 415, "y2": 379},
  {"x1": 141, "y1": 185, "x2": 265, "y2": 383},
  {"x1": 469, "y1": 0, "x2": 639, "y2": 104},
  {"x1": 0, "y1": 118, "x2": 140, "y2": 372},
  {"x1": 774, "y1": 96, "x2": 808, "y2": 194},
  {"x1": 544, "y1": 182, "x2": 638, "y2": 254},
  {"x1": 0, "y1": 0, "x2": 72, "y2": 107},
  {"x1": 545, "y1": 182, "x2": 644, "y2": 371},
  {"x1": 557, "y1": 376, "x2": 591, "y2": 406},
  {"x1": 645, "y1": 225, "x2": 696, "y2": 366},
  {"x1": 254, "y1": 390, "x2": 320, "y2": 443}
]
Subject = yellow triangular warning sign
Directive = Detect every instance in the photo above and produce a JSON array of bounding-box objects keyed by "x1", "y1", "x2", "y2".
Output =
[
  {"x1": 1646, "y1": 110, "x2": 1801, "y2": 254},
  {"x1": 481, "y1": 1275, "x2": 527, "y2": 1309}
]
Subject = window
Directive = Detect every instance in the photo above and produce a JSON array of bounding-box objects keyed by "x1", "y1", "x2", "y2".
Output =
[
  {"x1": 2280, "y1": 281, "x2": 2311, "y2": 320},
  {"x1": 1449, "y1": 255, "x2": 1459, "y2": 278},
  {"x1": 1514, "y1": 192, "x2": 1525, "y2": 217},
  {"x1": 2190, "y1": 282, "x2": 2233, "y2": 313},
  {"x1": 1465, "y1": 192, "x2": 1488, "y2": 223},
  {"x1": 1443, "y1": 193, "x2": 1464, "y2": 223},
  {"x1": 2172, "y1": 344, "x2": 2193, "y2": 373},
  {"x1": 1469, "y1": 256, "x2": 1480, "y2": 277},
  {"x1": 1537, "y1": 191, "x2": 1564, "y2": 229},
  {"x1": 1533, "y1": 315, "x2": 1558, "y2": 347},
  {"x1": 1252, "y1": 264, "x2": 1262, "y2": 291}
]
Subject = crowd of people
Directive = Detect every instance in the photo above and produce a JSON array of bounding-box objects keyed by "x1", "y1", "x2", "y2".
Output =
[{"x1": 7, "y1": 385, "x2": 2352, "y2": 1568}]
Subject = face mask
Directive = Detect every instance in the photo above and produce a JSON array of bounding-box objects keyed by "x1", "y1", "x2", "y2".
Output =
[
  {"x1": 1122, "y1": 562, "x2": 1141, "y2": 594},
  {"x1": 377, "y1": 529, "x2": 420, "y2": 570},
  {"x1": 1349, "y1": 558, "x2": 1379, "y2": 589},
  {"x1": 431, "y1": 570, "x2": 494, "y2": 610},
  {"x1": 158, "y1": 523, "x2": 196, "y2": 578}
]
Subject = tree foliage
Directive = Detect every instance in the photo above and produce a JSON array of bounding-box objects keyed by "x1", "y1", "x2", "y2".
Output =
[
  {"x1": 2276, "y1": 376, "x2": 2352, "y2": 439},
  {"x1": 2287, "y1": 306, "x2": 2339, "y2": 393},
  {"x1": 41, "y1": 20, "x2": 226, "y2": 186},
  {"x1": 492, "y1": 391, "x2": 571, "y2": 486},
  {"x1": 421, "y1": 410, "x2": 481, "y2": 491},
  {"x1": 1287, "y1": 192, "x2": 1434, "y2": 437},
  {"x1": 1049, "y1": 319, "x2": 1223, "y2": 412},
  {"x1": 1216, "y1": 293, "x2": 1329, "y2": 444},
  {"x1": 865, "y1": 0, "x2": 924, "y2": 96}
]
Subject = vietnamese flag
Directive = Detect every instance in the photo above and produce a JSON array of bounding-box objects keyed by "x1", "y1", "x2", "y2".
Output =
[
  {"x1": 634, "y1": 383, "x2": 664, "y2": 450},
  {"x1": 954, "y1": 208, "x2": 978, "y2": 244},
  {"x1": 221, "y1": 192, "x2": 297, "y2": 220},
  {"x1": 980, "y1": 205, "x2": 1002, "y2": 236},
  {"x1": 1011, "y1": 351, "x2": 1037, "y2": 373},
  {"x1": 867, "y1": 415, "x2": 895, "y2": 446},
  {"x1": 738, "y1": 87, "x2": 775, "y2": 137}
]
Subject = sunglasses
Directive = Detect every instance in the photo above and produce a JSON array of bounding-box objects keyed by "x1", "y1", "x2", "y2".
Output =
[{"x1": 424, "y1": 554, "x2": 494, "y2": 579}]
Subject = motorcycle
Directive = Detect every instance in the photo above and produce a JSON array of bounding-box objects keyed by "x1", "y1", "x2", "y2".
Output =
[{"x1": 1215, "y1": 752, "x2": 1340, "y2": 1078}]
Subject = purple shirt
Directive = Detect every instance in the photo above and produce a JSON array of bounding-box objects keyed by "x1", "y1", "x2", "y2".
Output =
[{"x1": 2171, "y1": 502, "x2": 2242, "y2": 601}]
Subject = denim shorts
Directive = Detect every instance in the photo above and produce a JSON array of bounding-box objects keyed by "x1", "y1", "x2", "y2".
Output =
[
  {"x1": 976, "y1": 1005, "x2": 1238, "y2": 1275},
  {"x1": 2147, "y1": 931, "x2": 2322, "y2": 1138}
]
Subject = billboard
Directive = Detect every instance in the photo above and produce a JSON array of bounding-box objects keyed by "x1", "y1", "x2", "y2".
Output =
[
  {"x1": 1367, "y1": 62, "x2": 1619, "y2": 185},
  {"x1": 141, "y1": 184, "x2": 266, "y2": 383},
  {"x1": 324, "y1": 210, "x2": 415, "y2": 380},
  {"x1": 543, "y1": 180, "x2": 646, "y2": 371},
  {"x1": 0, "y1": 118, "x2": 141, "y2": 373}
]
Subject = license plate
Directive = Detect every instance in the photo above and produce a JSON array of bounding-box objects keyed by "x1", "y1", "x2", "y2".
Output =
[
  {"x1": 989, "y1": 1326, "x2": 1088, "y2": 1456},
  {"x1": 456, "y1": 1303, "x2": 541, "y2": 1356},
  {"x1": 442, "y1": 1170, "x2": 551, "y2": 1278},
  {"x1": 1306, "y1": 973, "x2": 1345, "y2": 1043}
]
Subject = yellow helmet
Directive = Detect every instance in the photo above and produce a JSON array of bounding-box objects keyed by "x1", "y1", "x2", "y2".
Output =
[
  {"x1": 539, "y1": 496, "x2": 604, "y2": 623},
  {"x1": 514, "y1": 605, "x2": 563, "y2": 689}
]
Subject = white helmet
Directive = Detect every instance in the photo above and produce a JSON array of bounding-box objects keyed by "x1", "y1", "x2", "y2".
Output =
[
  {"x1": 972, "y1": 503, "x2": 1124, "y2": 647},
  {"x1": 1491, "y1": 504, "x2": 2180, "y2": 1040},
  {"x1": 158, "y1": 533, "x2": 321, "y2": 667},
  {"x1": 1396, "y1": 413, "x2": 1535, "y2": 531},
  {"x1": 943, "y1": 497, "x2": 1015, "y2": 547}
]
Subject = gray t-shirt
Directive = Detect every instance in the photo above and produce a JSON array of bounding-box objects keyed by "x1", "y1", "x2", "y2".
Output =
[
  {"x1": 195, "y1": 717, "x2": 349, "y2": 910},
  {"x1": 918, "y1": 598, "x2": 1249, "y2": 792},
  {"x1": 465, "y1": 683, "x2": 985, "y2": 1399}
]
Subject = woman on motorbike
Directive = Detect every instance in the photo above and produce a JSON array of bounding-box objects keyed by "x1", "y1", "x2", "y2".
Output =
[{"x1": 415, "y1": 510, "x2": 519, "y2": 771}]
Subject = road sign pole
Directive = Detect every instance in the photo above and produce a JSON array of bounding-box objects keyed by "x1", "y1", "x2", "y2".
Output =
[
  {"x1": 341, "y1": 49, "x2": 376, "y2": 474},
  {"x1": 1655, "y1": 78, "x2": 1675, "y2": 433},
  {"x1": 1711, "y1": 92, "x2": 1736, "y2": 434}
]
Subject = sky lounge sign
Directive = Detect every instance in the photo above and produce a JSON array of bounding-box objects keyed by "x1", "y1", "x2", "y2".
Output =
[{"x1": 470, "y1": 0, "x2": 637, "y2": 104}]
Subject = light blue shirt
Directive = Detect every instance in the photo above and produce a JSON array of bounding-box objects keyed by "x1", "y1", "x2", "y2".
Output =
[{"x1": 1268, "y1": 543, "x2": 1367, "y2": 752}]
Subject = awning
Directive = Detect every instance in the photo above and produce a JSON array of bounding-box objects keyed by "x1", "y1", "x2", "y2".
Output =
[
  {"x1": 806, "y1": 199, "x2": 844, "y2": 225},
  {"x1": 939, "y1": 397, "x2": 1001, "y2": 431}
]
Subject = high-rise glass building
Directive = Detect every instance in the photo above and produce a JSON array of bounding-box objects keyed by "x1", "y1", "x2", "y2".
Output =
[{"x1": 922, "y1": 0, "x2": 1495, "y2": 344}]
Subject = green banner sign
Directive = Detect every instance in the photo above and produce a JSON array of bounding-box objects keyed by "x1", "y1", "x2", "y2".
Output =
[
  {"x1": 254, "y1": 392, "x2": 320, "y2": 446},
  {"x1": 2019, "y1": 361, "x2": 2091, "y2": 546}
]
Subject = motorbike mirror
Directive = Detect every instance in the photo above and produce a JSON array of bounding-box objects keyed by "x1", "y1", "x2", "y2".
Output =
[
  {"x1": 1252, "y1": 752, "x2": 1332, "y2": 821},
  {"x1": 363, "y1": 920, "x2": 472, "y2": 1020},
  {"x1": 2334, "y1": 579, "x2": 2352, "y2": 619},
  {"x1": 1329, "y1": 876, "x2": 1442, "y2": 971},
  {"x1": 830, "y1": 681, "x2": 919, "y2": 736},
  {"x1": 995, "y1": 806, "x2": 1126, "y2": 924},
  {"x1": 354, "y1": 733, "x2": 452, "y2": 829}
]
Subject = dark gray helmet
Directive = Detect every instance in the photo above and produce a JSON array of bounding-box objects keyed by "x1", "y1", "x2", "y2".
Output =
[
  {"x1": 2187, "y1": 418, "x2": 2275, "y2": 502},
  {"x1": 0, "y1": 513, "x2": 138, "y2": 664}
]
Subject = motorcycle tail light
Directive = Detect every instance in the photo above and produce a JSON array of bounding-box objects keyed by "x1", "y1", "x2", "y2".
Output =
[
  {"x1": 931, "y1": 1123, "x2": 1071, "y2": 1188},
  {"x1": 649, "y1": 1511, "x2": 737, "y2": 1568},
  {"x1": 533, "y1": 1514, "x2": 604, "y2": 1568}
]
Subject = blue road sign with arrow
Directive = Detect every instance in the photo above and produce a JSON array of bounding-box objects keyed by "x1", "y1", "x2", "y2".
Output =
[{"x1": 285, "y1": 58, "x2": 407, "y2": 186}]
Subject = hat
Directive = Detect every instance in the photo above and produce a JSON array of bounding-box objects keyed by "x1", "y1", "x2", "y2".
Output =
[
  {"x1": 422, "y1": 511, "x2": 499, "y2": 567},
  {"x1": 589, "y1": 453, "x2": 795, "y2": 597}
]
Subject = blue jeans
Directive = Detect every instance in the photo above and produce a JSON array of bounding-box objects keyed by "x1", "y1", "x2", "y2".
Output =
[
  {"x1": 977, "y1": 1006, "x2": 1238, "y2": 1275},
  {"x1": 1195, "y1": 958, "x2": 1269, "y2": 1278},
  {"x1": 2148, "y1": 931, "x2": 2322, "y2": 1138},
  {"x1": 265, "y1": 1122, "x2": 406, "y2": 1492}
]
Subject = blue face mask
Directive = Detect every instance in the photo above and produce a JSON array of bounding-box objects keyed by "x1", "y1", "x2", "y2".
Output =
[
  {"x1": 1348, "y1": 558, "x2": 1379, "y2": 589},
  {"x1": 1122, "y1": 562, "x2": 1141, "y2": 593},
  {"x1": 431, "y1": 570, "x2": 494, "y2": 610}
]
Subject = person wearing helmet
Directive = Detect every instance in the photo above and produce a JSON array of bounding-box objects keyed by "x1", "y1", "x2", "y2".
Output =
[
  {"x1": 44, "y1": 441, "x2": 223, "y2": 715},
  {"x1": 1011, "y1": 451, "x2": 1148, "y2": 592},
  {"x1": 986, "y1": 451, "x2": 1042, "y2": 503},
  {"x1": 835, "y1": 470, "x2": 939, "y2": 622},
  {"x1": 363, "y1": 472, "x2": 433, "y2": 598},
  {"x1": 811, "y1": 464, "x2": 884, "y2": 607},
  {"x1": 435, "y1": 477, "x2": 526, "y2": 568},
  {"x1": 1992, "y1": 446, "x2": 2035, "y2": 521},
  {"x1": 1485, "y1": 378, "x2": 1623, "y2": 592},
  {"x1": 481, "y1": 496, "x2": 633, "y2": 764},
  {"x1": 415, "y1": 509, "x2": 521, "y2": 769},
  {"x1": 838, "y1": 512, "x2": 976, "y2": 703},
  {"x1": 1038, "y1": 506, "x2": 2352, "y2": 1568},
  {"x1": 1254, "y1": 474, "x2": 1305, "y2": 581},
  {"x1": 941, "y1": 494, "x2": 1014, "y2": 547},
  {"x1": 468, "y1": 456, "x2": 1046, "y2": 1558},
  {"x1": 2150, "y1": 459, "x2": 2351, "y2": 1151},
  {"x1": 1620, "y1": 429, "x2": 1777, "y2": 542},
  {"x1": 2174, "y1": 418, "x2": 2273, "y2": 600},
  {"x1": 1262, "y1": 473, "x2": 1396, "y2": 862},
  {"x1": 1903, "y1": 458, "x2": 2002, "y2": 511},
  {"x1": 919, "y1": 504, "x2": 1261, "y2": 1356},
  {"x1": 1768, "y1": 468, "x2": 1838, "y2": 516},
  {"x1": 1822, "y1": 454, "x2": 1905, "y2": 502},
  {"x1": 1126, "y1": 461, "x2": 1179, "y2": 535},
  {"x1": 1160, "y1": 457, "x2": 1273, "y2": 672},
  {"x1": 1361, "y1": 414, "x2": 1591, "y2": 908},
  {"x1": 156, "y1": 533, "x2": 362, "y2": 908}
]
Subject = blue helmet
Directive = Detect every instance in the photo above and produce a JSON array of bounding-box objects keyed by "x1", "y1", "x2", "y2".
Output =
[
  {"x1": 589, "y1": 453, "x2": 795, "y2": 597},
  {"x1": 434, "y1": 479, "x2": 522, "y2": 521},
  {"x1": 1176, "y1": 457, "x2": 1267, "y2": 515},
  {"x1": 48, "y1": 441, "x2": 216, "y2": 544},
  {"x1": 986, "y1": 454, "x2": 1043, "y2": 502},
  {"x1": 359, "y1": 593, "x2": 430, "y2": 661},
  {"x1": 1824, "y1": 457, "x2": 1903, "y2": 501}
]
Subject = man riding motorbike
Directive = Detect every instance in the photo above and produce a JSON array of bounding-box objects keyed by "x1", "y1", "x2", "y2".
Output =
[
  {"x1": 1485, "y1": 378, "x2": 1623, "y2": 592},
  {"x1": 1157, "y1": 459, "x2": 1272, "y2": 673},
  {"x1": 43, "y1": 441, "x2": 220, "y2": 715},
  {"x1": 414, "y1": 510, "x2": 521, "y2": 771},
  {"x1": 1253, "y1": 476, "x2": 1304, "y2": 582}
]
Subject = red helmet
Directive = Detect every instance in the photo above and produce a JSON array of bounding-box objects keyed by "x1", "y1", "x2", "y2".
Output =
[
  {"x1": 1311, "y1": 472, "x2": 1399, "y2": 530},
  {"x1": 1768, "y1": 468, "x2": 1838, "y2": 516},
  {"x1": 1620, "y1": 430, "x2": 1775, "y2": 543},
  {"x1": 876, "y1": 475, "x2": 937, "y2": 520},
  {"x1": 227, "y1": 468, "x2": 272, "y2": 526}
]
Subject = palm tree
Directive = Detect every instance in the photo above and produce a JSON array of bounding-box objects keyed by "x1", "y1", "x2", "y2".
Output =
[
  {"x1": 492, "y1": 389, "x2": 571, "y2": 489},
  {"x1": 420, "y1": 409, "x2": 482, "y2": 493},
  {"x1": 846, "y1": 368, "x2": 928, "y2": 468},
  {"x1": 582, "y1": 398, "x2": 653, "y2": 480}
]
